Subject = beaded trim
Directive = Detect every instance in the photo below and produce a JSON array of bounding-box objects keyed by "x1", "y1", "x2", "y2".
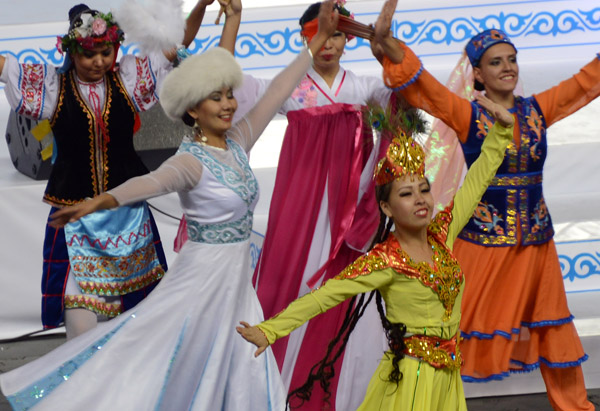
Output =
[{"x1": 403, "y1": 333, "x2": 462, "y2": 370}]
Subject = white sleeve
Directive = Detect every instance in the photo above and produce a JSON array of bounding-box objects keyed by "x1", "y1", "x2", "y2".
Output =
[
  {"x1": 108, "y1": 153, "x2": 203, "y2": 206},
  {"x1": 228, "y1": 49, "x2": 312, "y2": 152},
  {"x1": 0, "y1": 54, "x2": 59, "y2": 120},
  {"x1": 118, "y1": 52, "x2": 173, "y2": 112},
  {"x1": 233, "y1": 74, "x2": 270, "y2": 123},
  {"x1": 365, "y1": 75, "x2": 393, "y2": 108}
]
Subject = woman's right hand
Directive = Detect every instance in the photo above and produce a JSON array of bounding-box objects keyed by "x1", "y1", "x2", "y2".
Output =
[
  {"x1": 475, "y1": 94, "x2": 515, "y2": 128},
  {"x1": 308, "y1": 0, "x2": 338, "y2": 54},
  {"x1": 236, "y1": 321, "x2": 269, "y2": 357},
  {"x1": 49, "y1": 193, "x2": 118, "y2": 228}
]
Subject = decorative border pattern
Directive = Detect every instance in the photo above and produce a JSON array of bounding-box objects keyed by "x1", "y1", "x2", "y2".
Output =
[
  {"x1": 1, "y1": 6, "x2": 599, "y2": 66},
  {"x1": 559, "y1": 252, "x2": 600, "y2": 282}
]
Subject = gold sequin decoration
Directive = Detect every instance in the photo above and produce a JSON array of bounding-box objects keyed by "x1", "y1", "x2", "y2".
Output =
[{"x1": 404, "y1": 333, "x2": 462, "y2": 370}]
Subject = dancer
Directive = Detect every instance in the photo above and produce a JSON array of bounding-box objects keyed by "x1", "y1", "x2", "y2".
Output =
[
  {"x1": 239, "y1": 93, "x2": 514, "y2": 410},
  {"x1": 208, "y1": 1, "x2": 407, "y2": 407},
  {"x1": 374, "y1": 0, "x2": 599, "y2": 409},
  {"x1": 0, "y1": 2, "x2": 338, "y2": 409},
  {"x1": 0, "y1": 1, "x2": 210, "y2": 338}
]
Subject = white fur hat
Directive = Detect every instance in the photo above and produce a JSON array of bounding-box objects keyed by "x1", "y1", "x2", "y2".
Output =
[{"x1": 160, "y1": 47, "x2": 243, "y2": 121}]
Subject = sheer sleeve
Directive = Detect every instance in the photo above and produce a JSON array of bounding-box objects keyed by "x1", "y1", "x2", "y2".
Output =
[
  {"x1": 0, "y1": 54, "x2": 59, "y2": 120},
  {"x1": 257, "y1": 269, "x2": 393, "y2": 345},
  {"x1": 108, "y1": 153, "x2": 203, "y2": 206},
  {"x1": 118, "y1": 52, "x2": 173, "y2": 112},
  {"x1": 446, "y1": 122, "x2": 513, "y2": 248},
  {"x1": 228, "y1": 49, "x2": 312, "y2": 152}
]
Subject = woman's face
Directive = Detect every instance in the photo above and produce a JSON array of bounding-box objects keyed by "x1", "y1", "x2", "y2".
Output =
[
  {"x1": 187, "y1": 87, "x2": 238, "y2": 137},
  {"x1": 380, "y1": 176, "x2": 433, "y2": 233},
  {"x1": 312, "y1": 31, "x2": 346, "y2": 72},
  {"x1": 72, "y1": 44, "x2": 115, "y2": 82},
  {"x1": 473, "y1": 43, "x2": 519, "y2": 95}
]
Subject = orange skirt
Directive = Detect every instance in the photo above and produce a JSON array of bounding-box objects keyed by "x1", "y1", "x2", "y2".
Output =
[{"x1": 454, "y1": 236, "x2": 587, "y2": 382}]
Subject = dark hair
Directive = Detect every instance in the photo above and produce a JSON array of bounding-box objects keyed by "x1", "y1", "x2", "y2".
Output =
[
  {"x1": 286, "y1": 181, "x2": 407, "y2": 409},
  {"x1": 298, "y1": 1, "x2": 352, "y2": 29},
  {"x1": 181, "y1": 111, "x2": 195, "y2": 127},
  {"x1": 68, "y1": 4, "x2": 91, "y2": 24},
  {"x1": 474, "y1": 78, "x2": 485, "y2": 92},
  {"x1": 299, "y1": 2, "x2": 321, "y2": 28}
]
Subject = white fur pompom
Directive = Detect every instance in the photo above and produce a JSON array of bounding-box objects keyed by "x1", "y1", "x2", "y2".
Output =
[{"x1": 113, "y1": 0, "x2": 185, "y2": 55}]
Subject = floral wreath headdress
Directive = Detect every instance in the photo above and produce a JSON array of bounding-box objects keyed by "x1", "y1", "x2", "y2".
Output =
[
  {"x1": 364, "y1": 104, "x2": 428, "y2": 186},
  {"x1": 57, "y1": 10, "x2": 124, "y2": 55}
]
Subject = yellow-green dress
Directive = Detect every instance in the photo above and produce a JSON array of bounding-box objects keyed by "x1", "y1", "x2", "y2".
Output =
[{"x1": 257, "y1": 122, "x2": 513, "y2": 411}]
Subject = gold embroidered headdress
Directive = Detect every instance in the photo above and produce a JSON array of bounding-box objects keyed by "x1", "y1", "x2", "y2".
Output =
[{"x1": 364, "y1": 104, "x2": 427, "y2": 186}]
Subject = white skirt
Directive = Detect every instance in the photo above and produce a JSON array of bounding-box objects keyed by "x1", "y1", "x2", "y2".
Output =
[{"x1": 0, "y1": 239, "x2": 285, "y2": 411}]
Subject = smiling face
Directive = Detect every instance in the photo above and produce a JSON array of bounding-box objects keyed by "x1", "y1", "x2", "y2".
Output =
[
  {"x1": 473, "y1": 42, "x2": 519, "y2": 96},
  {"x1": 186, "y1": 87, "x2": 238, "y2": 138},
  {"x1": 72, "y1": 44, "x2": 116, "y2": 82},
  {"x1": 379, "y1": 176, "x2": 433, "y2": 234},
  {"x1": 312, "y1": 31, "x2": 346, "y2": 72}
]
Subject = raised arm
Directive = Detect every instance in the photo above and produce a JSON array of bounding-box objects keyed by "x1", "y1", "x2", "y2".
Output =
[
  {"x1": 445, "y1": 95, "x2": 514, "y2": 248},
  {"x1": 218, "y1": 0, "x2": 242, "y2": 54},
  {"x1": 373, "y1": 0, "x2": 472, "y2": 141},
  {"x1": 228, "y1": 0, "x2": 338, "y2": 151},
  {"x1": 182, "y1": 0, "x2": 214, "y2": 48}
]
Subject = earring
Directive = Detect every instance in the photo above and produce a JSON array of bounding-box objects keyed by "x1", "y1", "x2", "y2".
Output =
[{"x1": 193, "y1": 121, "x2": 208, "y2": 145}]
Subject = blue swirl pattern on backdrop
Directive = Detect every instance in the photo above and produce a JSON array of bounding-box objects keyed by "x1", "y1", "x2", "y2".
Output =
[{"x1": 2, "y1": 6, "x2": 598, "y2": 65}]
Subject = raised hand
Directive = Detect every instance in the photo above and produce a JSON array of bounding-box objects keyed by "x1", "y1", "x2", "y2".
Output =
[
  {"x1": 475, "y1": 94, "x2": 515, "y2": 128},
  {"x1": 236, "y1": 321, "x2": 269, "y2": 357},
  {"x1": 307, "y1": 0, "x2": 338, "y2": 54},
  {"x1": 372, "y1": 0, "x2": 404, "y2": 64}
]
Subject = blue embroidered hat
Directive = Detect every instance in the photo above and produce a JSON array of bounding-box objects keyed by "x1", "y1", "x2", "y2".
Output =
[{"x1": 465, "y1": 29, "x2": 516, "y2": 67}]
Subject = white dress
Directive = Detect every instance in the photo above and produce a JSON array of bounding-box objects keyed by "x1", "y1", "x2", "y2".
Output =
[{"x1": 0, "y1": 49, "x2": 316, "y2": 411}]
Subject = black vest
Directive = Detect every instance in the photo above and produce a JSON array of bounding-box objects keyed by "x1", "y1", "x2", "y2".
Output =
[{"x1": 44, "y1": 70, "x2": 148, "y2": 206}]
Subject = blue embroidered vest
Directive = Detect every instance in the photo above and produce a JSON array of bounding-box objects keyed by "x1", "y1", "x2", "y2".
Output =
[{"x1": 458, "y1": 96, "x2": 553, "y2": 246}]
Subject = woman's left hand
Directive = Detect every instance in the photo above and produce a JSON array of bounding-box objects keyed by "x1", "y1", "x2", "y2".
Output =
[{"x1": 236, "y1": 321, "x2": 269, "y2": 357}]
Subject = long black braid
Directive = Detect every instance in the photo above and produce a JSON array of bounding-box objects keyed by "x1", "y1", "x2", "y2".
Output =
[{"x1": 286, "y1": 183, "x2": 407, "y2": 408}]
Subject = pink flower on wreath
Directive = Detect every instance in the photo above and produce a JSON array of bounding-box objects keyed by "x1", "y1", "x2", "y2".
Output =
[
  {"x1": 55, "y1": 36, "x2": 64, "y2": 54},
  {"x1": 92, "y1": 17, "x2": 107, "y2": 36}
]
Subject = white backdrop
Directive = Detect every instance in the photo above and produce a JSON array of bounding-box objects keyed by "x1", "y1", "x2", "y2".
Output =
[{"x1": 0, "y1": 0, "x2": 599, "y2": 395}]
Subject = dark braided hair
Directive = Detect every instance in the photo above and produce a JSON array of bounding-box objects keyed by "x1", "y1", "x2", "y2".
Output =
[
  {"x1": 286, "y1": 292, "x2": 375, "y2": 409},
  {"x1": 286, "y1": 182, "x2": 407, "y2": 408}
]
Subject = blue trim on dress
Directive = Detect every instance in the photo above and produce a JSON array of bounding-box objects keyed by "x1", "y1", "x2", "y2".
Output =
[
  {"x1": 461, "y1": 315, "x2": 574, "y2": 341},
  {"x1": 7, "y1": 315, "x2": 134, "y2": 410},
  {"x1": 390, "y1": 61, "x2": 424, "y2": 91},
  {"x1": 155, "y1": 318, "x2": 189, "y2": 411},
  {"x1": 521, "y1": 314, "x2": 574, "y2": 328},
  {"x1": 462, "y1": 354, "x2": 589, "y2": 383}
]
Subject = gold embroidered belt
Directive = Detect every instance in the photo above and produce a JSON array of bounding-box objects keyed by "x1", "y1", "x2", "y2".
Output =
[
  {"x1": 490, "y1": 172, "x2": 543, "y2": 187},
  {"x1": 403, "y1": 333, "x2": 462, "y2": 370}
]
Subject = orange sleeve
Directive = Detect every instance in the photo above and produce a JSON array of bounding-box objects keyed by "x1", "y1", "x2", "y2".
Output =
[
  {"x1": 383, "y1": 43, "x2": 473, "y2": 143},
  {"x1": 534, "y1": 54, "x2": 600, "y2": 127}
]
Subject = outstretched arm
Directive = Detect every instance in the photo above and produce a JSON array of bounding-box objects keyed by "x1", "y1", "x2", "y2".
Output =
[
  {"x1": 50, "y1": 153, "x2": 203, "y2": 228},
  {"x1": 446, "y1": 95, "x2": 514, "y2": 248},
  {"x1": 237, "y1": 265, "x2": 393, "y2": 357},
  {"x1": 218, "y1": 0, "x2": 242, "y2": 54}
]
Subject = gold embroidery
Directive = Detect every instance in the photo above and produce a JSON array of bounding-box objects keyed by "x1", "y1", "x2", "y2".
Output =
[{"x1": 403, "y1": 333, "x2": 462, "y2": 370}]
